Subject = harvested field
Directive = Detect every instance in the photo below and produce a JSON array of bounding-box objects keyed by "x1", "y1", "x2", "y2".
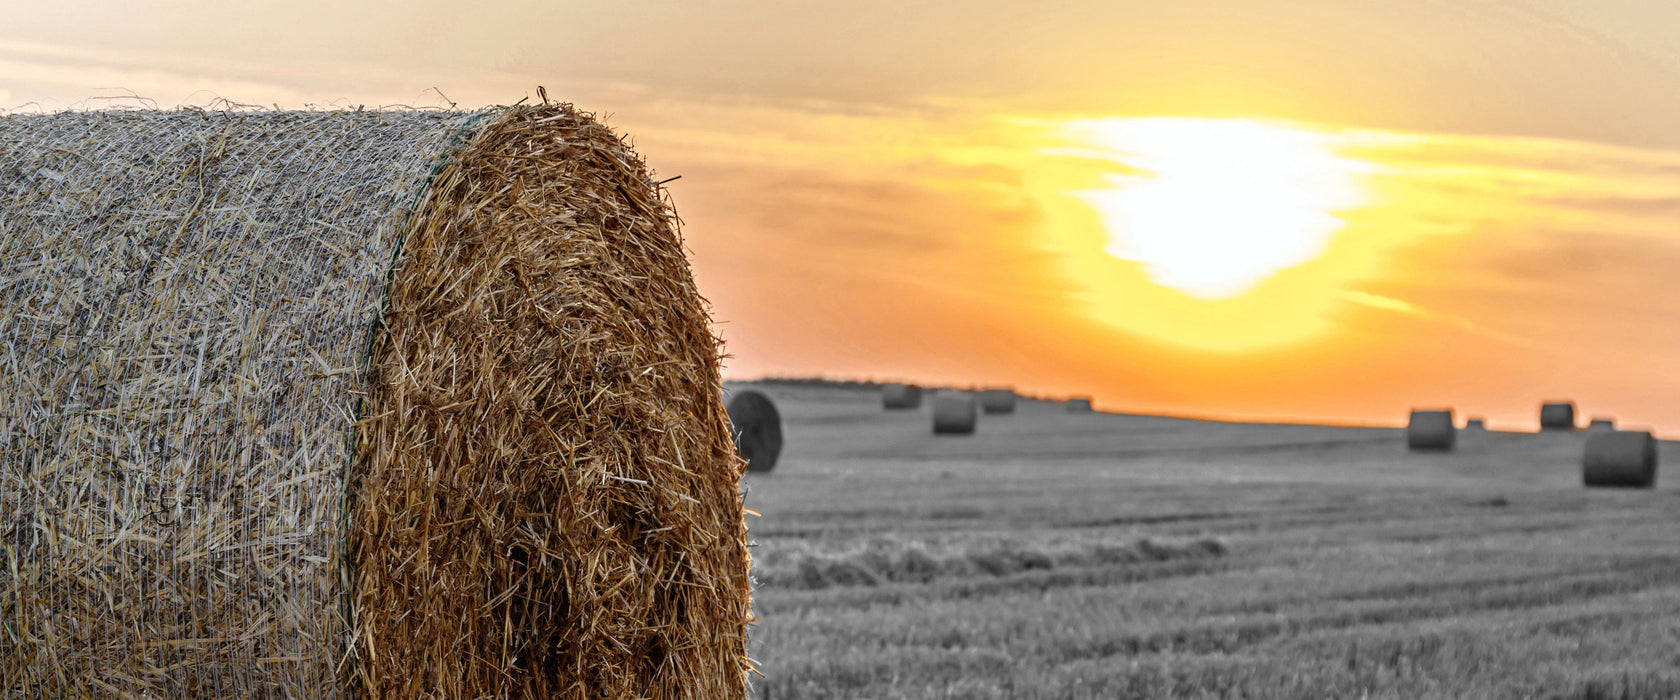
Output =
[{"x1": 730, "y1": 380, "x2": 1680, "y2": 700}]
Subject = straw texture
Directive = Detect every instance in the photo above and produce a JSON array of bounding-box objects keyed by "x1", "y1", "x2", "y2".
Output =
[
  {"x1": 1540, "y1": 401, "x2": 1577, "y2": 430},
  {"x1": 1406, "y1": 409, "x2": 1456, "y2": 451},
  {"x1": 1582, "y1": 430, "x2": 1657, "y2": 488},
  {"x1": 726, "y1": 390, "x2": 782, "y2": 473},
  {"x1": 932, "y1": 393, "x2": 978, "y2": 435},
  {"x1": 977, "y1": 388, "x2": 1016, "y2": 415},
  {"x1": 1, "y1": 104, "x2": 751, "y2": 699},
  {"x1": 881, "y1": 383, "x2": 921, "y2": 410}
]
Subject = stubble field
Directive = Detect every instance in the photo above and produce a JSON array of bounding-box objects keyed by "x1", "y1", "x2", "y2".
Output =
[{"x1": 732, "y1": 380, "x2": 1680, "y2": 700}]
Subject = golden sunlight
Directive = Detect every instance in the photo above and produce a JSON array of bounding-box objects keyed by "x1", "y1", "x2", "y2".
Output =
[{"x1": 1068, "y1": 118, "x2": 1372, "y2": 299}]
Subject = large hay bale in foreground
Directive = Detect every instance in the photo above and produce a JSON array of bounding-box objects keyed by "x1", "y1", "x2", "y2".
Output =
[
  {"x1": 727, "y1": 389, "x2": 783, "y2": 472},
  {"x1": 1066, "y1": 396, "x2": 1094, "y2": 412},
  {"x1": 0, "y1": 105, "x2": 751, "y2": 699},
  {"x1": 932, "y1": 392, "x2": 979, "y2": 435},
  {"x1": 1407, "y1": 409, "x2": 1456, "y2": 451},
  {"x1": 978, "y1": 388, "x2": 1017, "y2": 414},
  {"x1": 1582, "y1": 430, "x2": 1657, "y2": 488},
  {"x1": 882, "y1": 382, "x2": 922, "y2": 410},
  {"x1": 1540, "y1": 401, "x2": 1577, "y2": 430}
]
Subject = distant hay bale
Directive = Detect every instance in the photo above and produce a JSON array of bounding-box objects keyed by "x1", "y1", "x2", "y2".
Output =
[
  {"x1": 978, "y1": 388, "x2": 1017, "y2": 414},
  {"x1": 932, "y1": 392, "x2": 979, "y2": 435},
  {"x1": 727, "y1": 389, "x2": 784, "y2": 473},
  {"x1": 1540, "y1": 401, "x2": 1577, "y2": 430},
  {"x1": 1588, "y1": 416, "x2": 1616, "y2": 431},
  {"x1": 1582, "y1": 430, "x2": 1657, "y2": 488},
  {"x1": 0, "y1": 105, "x2": 751, "y2": 699},
  {"x1": 882, "y1": 382, "x2": 922, "y2": 410},
  {"x1": 1465, "y1": 417, "x2": 1487, "y2": 430},
  {"x1": 1066, "y1": 396, "x2": 1094, "y2": 412},
  {"x1": 1407, "y1": 409, "x2": 1456, "y2": 451}
]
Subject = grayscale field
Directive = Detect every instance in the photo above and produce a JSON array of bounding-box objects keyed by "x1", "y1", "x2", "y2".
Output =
[{"x1": 734, "y1": 381, "x2": 1680, "y2": 700}]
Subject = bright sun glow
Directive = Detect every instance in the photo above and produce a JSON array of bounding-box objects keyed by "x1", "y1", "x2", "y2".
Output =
[{"x1": 1069, "y1": 118, "x2": 1373, "y2": 299}]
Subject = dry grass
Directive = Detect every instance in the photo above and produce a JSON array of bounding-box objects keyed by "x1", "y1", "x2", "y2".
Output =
[{"x1": 1, "y1": 104, "x2": 751, "y2": 699}]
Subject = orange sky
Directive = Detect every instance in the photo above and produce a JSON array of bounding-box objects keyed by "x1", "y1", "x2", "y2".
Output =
[{"x1": 7, "y1": 1, "x2": 1680, "y2": 434}]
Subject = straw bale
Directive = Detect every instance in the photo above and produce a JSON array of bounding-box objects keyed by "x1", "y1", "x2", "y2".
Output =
[
  {"x1": 932, "y1": 392, "x2": 979, "y2": 435},
  {"x1": 978, "y1": 388, "x2": 1016, "y2": 415},
  {"x1": 882, "y1": 382, "x2": 922, "y2": 410},
  {"x1": 727, "y1": 389, "x2": 783, "y2": 473},
  {"x1": 0, "y1": 104, "x2": 751, "y2": 699},
  {"x1": 1406, "y1": 409, "x2": 1455, "y2": 451},
  {"x1": 1066, "y1": 397, "x2": 1094, "y2": 412},
  {"x1": 1588, "y1": 416, "x2": 1616, "y2": 431},
  {"x1": 1582, "y1": 430, "x2": 1657, "y2": 488},
  {"x1": 1464, "y1": 417, "x2": 1486, "y2": 430},
  {"x1": 1540, "y1": 401, "x2": 1577, "y2": 430}
]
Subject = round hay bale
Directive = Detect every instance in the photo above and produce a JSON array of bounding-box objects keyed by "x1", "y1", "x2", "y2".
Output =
[
  {"x1": 727, "y1": 389, "x2": 784, "y2": 472},
  {"x1": 0, "y1": 105, "x2": 751, "y2": 699},
  {"x1": 978, "y1": 388, "x2": 1017, "y2": 414},
  {"x1": 882, "y1": 382, "x2": 922, "y2": 410},
  {"x1": 1066, "y1": 397, "x2": 1094, "y2": 412},
  {"x1": 1464, "y1": 417, "x2": 1487, "y2": 430},
  {"x1": 1588, "y1": 416, "x2": 1616, "y2": 431},
  {"x1": 932, "y1": 392, "x2": 979, "y2": 435},
  {"x1": 1540, "y1": 401, "x2": 1577, "y2": 430},
  {"x1": 1582, "y1": 430, "x2": 1657, "y2": 488},
  {"x1": 1407, "y1": 409, "x2": 1456, "y2": 451}
]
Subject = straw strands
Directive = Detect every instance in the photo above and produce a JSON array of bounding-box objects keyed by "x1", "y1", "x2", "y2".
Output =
[
  {"x1": 881, "y1": 383, "x2": 922, "y2": 410},
  {"x1": 978, "y1": 388, "x2": 1016, "y2": 415},
  {"x1": 0, "y1": 105, "x2": 751, "y2": 699},
  {"x1": 932, "y1": 393, "x2": 979, "y2": 435},
  {"x1": 727, "y1": 389, "x2": 784, "y2": 473},
  {"x1": 1540, "y1": 401, "x2": 1577, "y2": 430},
  {"x1": 1406, "y1": 409, "x2": 1456, "y2": 451},
  {"x1": 1582, "y1": 430, "x2": 1657, "y2": 488}
]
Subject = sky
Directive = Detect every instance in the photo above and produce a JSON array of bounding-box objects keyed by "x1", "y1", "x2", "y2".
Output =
[{"x1": 6, "y1": 0, "x2": 1680, "y2": 433}]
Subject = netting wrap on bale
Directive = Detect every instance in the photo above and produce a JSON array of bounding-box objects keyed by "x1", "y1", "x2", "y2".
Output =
[{"x1": 0, "y1": 105, "x2": 752, "y2": 699}]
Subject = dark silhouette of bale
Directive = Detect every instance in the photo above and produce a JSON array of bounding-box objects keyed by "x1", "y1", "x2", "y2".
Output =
[
  {"x1": 727, "y1": 389, "x2": 783, "y2": 473},
  {"x1": 1540, "y1": 401, "x2": 1577, "y2": 430},
  {"x1": 1465, "y1": 417, "x2": 1487, "y2": 430},
  {"x1": 0, "y1": 105, "x2": 751, "y2": 699},
  {"x1": 932, "y1": 393, "x2": 979, "y2": 435},
  {"x1": 1588, "y1": 416, "x2": 1616, "y2": 431},
  {"x1": 1583, "y1": 430, "x2": 1657, "y2": 488},
  {"x1": 978, "y1": 388, "x2": 1017, "y2": 414},
  {"x1": 882, "y1": 382, "x2": 922, "y2": 410},
  {"x1": 1066, "y1": 397, "x2": 1094, "y2": 412},
  {"x1": 1407, "y1": 409, "x2": 1456, "y2": 451}
]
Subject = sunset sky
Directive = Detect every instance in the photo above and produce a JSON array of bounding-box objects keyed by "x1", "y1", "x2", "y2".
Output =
[{"x1": 8, "y1": 0, "x2": 1680, "y2": 433}]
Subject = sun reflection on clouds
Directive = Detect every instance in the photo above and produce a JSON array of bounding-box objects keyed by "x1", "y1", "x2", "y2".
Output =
[{"x1": 1066, "y1": 118, "x2": 1375, "y2": 299}]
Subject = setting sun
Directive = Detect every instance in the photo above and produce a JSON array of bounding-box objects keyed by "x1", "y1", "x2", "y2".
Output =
[{"x1": 1068, "y1": 118, "x2": 1372, "y2": 299}]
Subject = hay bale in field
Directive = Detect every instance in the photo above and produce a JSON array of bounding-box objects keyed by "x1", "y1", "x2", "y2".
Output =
[
  {"x1": 727, "y1": 389, "x2": 783, "y2": 473},
  {"x1": 1540, "y1": 401, "x2": 1577, "y2": 430},
  {"x1": 1464, "y1": 417, "x2": 1487, "y2": 430},
  {"x1": 1588, "y1": 416, "x2": 1616, "y2": 431},
  {"x1": 932, "y1": 392, "x2": 979, "y2": 435},
  {"x1": 882, "y1": 382, "x2": 922, "y2": 410},
  {"x1": 1066, "y1": 396, "x2": 1094, "y2": 412},
  {"x1": 978, "y1": 388, "x2": 1017, "y2": 414},
  {"x1": 0, "y1": 105, "x2": 751, "y2": 699},
  {"x1": 1406, "y1": 409, "x2": 1456, "y2": 451},
  {"x1": 1582, "y1": 430, "x2": 1657, "y2": 488}
]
